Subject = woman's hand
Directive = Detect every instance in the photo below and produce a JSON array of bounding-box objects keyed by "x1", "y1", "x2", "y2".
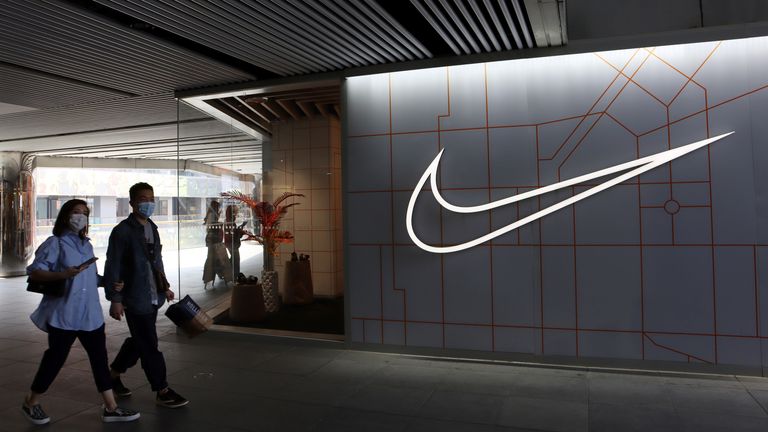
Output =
[
  {"x1": 30, "y1": 267, "x2": 81, "y2": 282},
  {"x1": 61, "y1": 266, "x2": 82, "y2": 279},
  {"x1": 165, "y1": 289, "x2": 175, "y2": 301}
]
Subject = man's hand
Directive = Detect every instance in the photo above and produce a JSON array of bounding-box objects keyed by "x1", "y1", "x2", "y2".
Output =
[
  {"x1": 165, "y1": 289, "x2": 175, "y2": 301},
  {"x1": 109, "y1": 302, "x2": 124, "y2": 321}
]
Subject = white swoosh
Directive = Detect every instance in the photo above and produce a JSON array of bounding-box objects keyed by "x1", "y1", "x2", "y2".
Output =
[{"x1": 406, "y1": 131, "x2": 734, "y2": 253}]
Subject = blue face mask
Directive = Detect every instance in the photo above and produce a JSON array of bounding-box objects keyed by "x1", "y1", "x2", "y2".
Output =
[{"x1": 137, "y1": 201, "x2": 156, "y2": 218}]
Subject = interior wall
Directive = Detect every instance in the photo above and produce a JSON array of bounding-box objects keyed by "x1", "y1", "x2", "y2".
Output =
[
  {"x1": 345, "y1": 35, "x2": 768, "y2": 369},
  {"x1": 267, "y1": 118, "x2": 344, "y2": 297}
]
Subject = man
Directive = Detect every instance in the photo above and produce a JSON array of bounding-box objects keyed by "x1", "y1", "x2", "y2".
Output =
[{"x1": 104, "y1": 182, "x2": 188, "y2": 408}]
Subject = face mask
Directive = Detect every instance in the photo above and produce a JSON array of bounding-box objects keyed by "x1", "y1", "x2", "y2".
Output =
[
  {"x1": 69, "y1": 214, "x2": 87, "y2": 232},
  {"x1": 137, "y1": 201, "x2": 156, "y2": 218}
]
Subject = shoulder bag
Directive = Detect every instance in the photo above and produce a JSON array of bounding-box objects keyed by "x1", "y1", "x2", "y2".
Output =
[{"x1": 26, "y1": 238, "x2": 67, "y2": 297}]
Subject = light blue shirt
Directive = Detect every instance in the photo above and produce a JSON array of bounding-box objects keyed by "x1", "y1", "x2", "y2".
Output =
[{"x1": 27, "y1": 232, "x2": 104, "y2": 332}]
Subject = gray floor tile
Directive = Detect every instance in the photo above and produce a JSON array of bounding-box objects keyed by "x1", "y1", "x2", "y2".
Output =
[
  {"x1": 667, "y1": 385, "x2": 767, "y2": 417},
  {"x1": 497, "y1": 396, "x2": 587, "y2": 432},
  {"x1": 0, "y1": 339, "x2": 35, "y2": 352},
  {"x1": 665, "y1": 374, "x2": 745, "y2": 389},
  {"x1": 679, "y1": 411, "x2": 768, "y2": 432},
  {"x1": 274, "y1": 376, "x2": 362, "y2": 405},
  {"x1": 745, "y1": 389, "x2": 768, "y2": 414},
  {"x1": 256, "y1": 353, "x2": 335, "y2": 376},
  {"x1": 588, "y1": 374, "x2": 674, "y2": 406},
  {"x1": 370, "y1": 364, "x2": 450, "y2": 390},
  {"x1": 308, "y1": 358, "x2": 387, "y2": 385},
  {"x1": 405, "y1": 417, "x2": 498, "y2": 432},
  {"x1": 418, "y1": 390, "x2": 505, "y2": 424},
  {"x1": 589, "y1": 402, "x2": 684, "y2": 432},
  {"x1": 738, "y1": 376, "x2": 768, "y2": 391},
  {"x1": 312, "y1": 408, "x2": 412, "y2": 432},
  {"x1": 338, "y1": 384, "x2": 433, "y2": 416},
  {"x1": 167, "y1": 365, "x2": 301, "y2": 396},
  {"x1": 508, "y1": 374, "x2": 588, "y2": 402},
  {"x1": 0, "y1": 361, "x2": 39, "y2": 388},
  {"x1": 438, "y1": 370, "x2": 517, "y2": 396},
  {"x1": 0, "y1": 342, "x2": 48, "y2": 362}
]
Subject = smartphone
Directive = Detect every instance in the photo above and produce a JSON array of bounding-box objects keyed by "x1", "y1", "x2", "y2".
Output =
[{"x1": 78, "y1": 257, "x2": 99, "y2": 268}]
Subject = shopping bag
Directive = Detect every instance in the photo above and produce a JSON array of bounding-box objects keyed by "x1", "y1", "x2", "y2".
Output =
[{"x1": 165, "y1": 295, "x2": 213, "y2": 338}]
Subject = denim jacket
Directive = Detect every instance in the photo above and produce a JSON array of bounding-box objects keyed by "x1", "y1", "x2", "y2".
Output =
[{"x1": 104, "y1": 213, "x2": 167, "y2": 314}]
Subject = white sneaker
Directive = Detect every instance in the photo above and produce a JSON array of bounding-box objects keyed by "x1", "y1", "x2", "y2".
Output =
[{"x1": 203, "y1": 282, "x2": 213, "y2": 290}]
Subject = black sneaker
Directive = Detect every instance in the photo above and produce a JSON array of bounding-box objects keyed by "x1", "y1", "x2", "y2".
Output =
[
  {"x1": 156, "y1": 388, "x2": 189, "y2": 408},
  {"x1": 102, "y1": 406, "x2": 140, "y2": 423},
  {"x1": 112, "y1": 376, "x2": 132, "y2": 397},
  {"x1": 21, "y1": 402, "x2": 50, "y2": 425}
]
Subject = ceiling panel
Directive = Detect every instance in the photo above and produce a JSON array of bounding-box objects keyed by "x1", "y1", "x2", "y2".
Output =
[
  {"x1": 0, "y1": 93, "x2": 193, "y2": 142},
  {"x1": 0, "y1": 0, "x2": 255, "y2": 95},
  {"x1": 0, "y1": 63, "x2": 127, "y2": 109},
  {"x1": 0, "y1": 0, "x2": 566, "y2": 176},
  {"x1": 93, "y1": 0, "x2": 433, "y2": 76}
]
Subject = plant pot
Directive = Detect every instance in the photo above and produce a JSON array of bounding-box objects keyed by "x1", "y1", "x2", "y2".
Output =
[{"x1": 229, "y1": 283, "x2": 266, "y2": 323}]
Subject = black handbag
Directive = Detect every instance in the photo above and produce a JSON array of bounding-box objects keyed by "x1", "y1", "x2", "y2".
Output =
[
  {"x1": 26, "y1": 278, "x2": 66, "y2": 297},
  {"x1": 26, "y1": 237, "x2": 67, "y2": 297}
]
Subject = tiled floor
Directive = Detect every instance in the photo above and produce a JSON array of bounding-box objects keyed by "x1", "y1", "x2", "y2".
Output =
[{"x1": 2, "y1": 275, "x2": 768, "y2": 431}]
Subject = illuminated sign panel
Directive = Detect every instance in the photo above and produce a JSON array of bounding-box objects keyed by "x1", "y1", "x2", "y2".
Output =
[{"x1": 407, "y1": 132, "x2": 733, "y2": 253}]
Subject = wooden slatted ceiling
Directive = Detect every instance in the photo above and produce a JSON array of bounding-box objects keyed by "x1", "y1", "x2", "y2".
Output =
[{"x1": 202, "y1": 86, "x2": 341, "y2": 136}]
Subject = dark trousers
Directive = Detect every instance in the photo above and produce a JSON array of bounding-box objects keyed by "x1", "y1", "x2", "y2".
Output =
[
  {"x1": 226, "y1": 244, "x2": 240, "y2": 277},
  {"x1": 31, "y1": 324, "x2": 111, "y2": 394},
  {"x1": 110, "y1": 309, "x2": 168, "y2": 392}
]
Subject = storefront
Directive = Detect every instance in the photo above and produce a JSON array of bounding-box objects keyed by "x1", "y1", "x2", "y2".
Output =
[{"x1": 181, "y1": 34, "x2": 768, "y2": 373}]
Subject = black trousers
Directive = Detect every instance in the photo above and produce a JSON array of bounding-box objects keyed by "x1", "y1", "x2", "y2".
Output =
[
  {"x1": 110, "y1": 308, "x2": 168, "y2": 392},
  {"x1": 31, "y1": 324, "x2": 112, "y2": 394}
]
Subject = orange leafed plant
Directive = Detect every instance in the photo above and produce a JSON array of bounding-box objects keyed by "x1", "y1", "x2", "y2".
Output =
[{"x1": 220, "y1": 191, "x2": 304, "y2": 257}]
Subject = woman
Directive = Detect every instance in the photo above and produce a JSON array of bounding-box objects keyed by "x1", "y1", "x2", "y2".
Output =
[
  {"x1": 22, "y1": 199, "x2": 140, "y2": 424},
  {"x1": 202, "y1": 200, "x2": 232, "y2": 289},
  {"x1": 223, "y1": 204, "x2": 245, "y2": 279}
]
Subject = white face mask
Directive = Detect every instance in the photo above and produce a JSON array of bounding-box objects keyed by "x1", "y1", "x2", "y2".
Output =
[{"x1": 69, "y1": 213, "x2": 87, "y2": 232}]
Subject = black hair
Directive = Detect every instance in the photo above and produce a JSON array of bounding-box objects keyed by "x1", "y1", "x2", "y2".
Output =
[
  {"x1": 129, "y1": 182, "x2": 154, "y2": 202},
  {"x1": 52, "y1": 199, "x2": 89, "y2": 239}
]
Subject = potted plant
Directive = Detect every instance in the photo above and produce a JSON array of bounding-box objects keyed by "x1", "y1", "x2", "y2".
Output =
[{"x1": 220, "y1": 190, "x2": 303, "y2": 312}]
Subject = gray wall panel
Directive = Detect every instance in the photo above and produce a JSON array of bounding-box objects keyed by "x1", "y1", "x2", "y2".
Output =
[
  {"x1": 492, "y1": 246, "x2": 540, "y2": 327},
  {"x1": 346, "y1": 35, "x2": 768, "y2": 369},
  {"x1": 576, "y1": 247, "x2": 642, "y2": 330},
  {"x1": 444, "y1": 247, "x2": 493, "y2": 325}
]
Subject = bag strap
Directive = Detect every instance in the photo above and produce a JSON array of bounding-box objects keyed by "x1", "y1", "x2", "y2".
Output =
[{"x1": 49, "y1": 236, "x2": 64, "y2": 272}]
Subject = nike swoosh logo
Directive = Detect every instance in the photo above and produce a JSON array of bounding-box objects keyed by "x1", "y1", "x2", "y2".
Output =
[{"x1": 406, "y1": 131, "x2": 734, "y2": 253}]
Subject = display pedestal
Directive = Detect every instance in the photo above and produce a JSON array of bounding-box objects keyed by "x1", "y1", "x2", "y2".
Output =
[
  {"x1": 229, "y1": 283, "x2": 266, "y2": 323},
  {"x1": 283, "y1": 260, "x2": 314, "y2": 305}
]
